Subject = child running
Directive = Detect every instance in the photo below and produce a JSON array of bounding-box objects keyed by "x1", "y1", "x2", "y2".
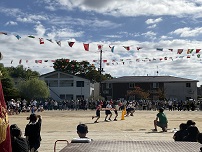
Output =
[{"x1": 92, "y1": 104, "x2": 102, "y2": 123}]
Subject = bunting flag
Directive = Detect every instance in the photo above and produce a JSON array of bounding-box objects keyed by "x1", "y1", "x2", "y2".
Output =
[
  {"x1": 0, "y1": 32, "x2": 8, "y2": 35},
  {"x1": 35, "y1": 60, "x2": 38, "y2": 63},
  {"x1": 123, "y1": 46, "x2": 130, "y2": 51},
  {"x1": 137, "y1": 47, "x2": 142, "y2": 50},
  {"x1": 196, "y1": 49, "x2": 201, "y2": 53},
  {"x1": 0, "y1": 53, "x2": 3, "y2": 60},
  {"x1": 187, "y1": 49, "x2": 194, "y2": 54},
  {"x1": 103, "y1": 60, "x2": 107, "y2": 63},
  {"x1": 11, "y1": 60, "x2": 13, "y2": 64},
  {"x1": 44, "y1": 60, "x2": 48, "y2": 62},
  {"x1": 19, "y1": 59, "x2": 22, "y2": 64},
  {"x1": 97, "y1": 44, "x2": 103, "y2": 50},
  {"x1": 156, "y1": 48, "x2": 163, "y2": 51},
  {"x1": 26, "y1": 60, "x2": 28, "y2": 63},
  {"x1": 28, "y1": 35, "x2": 35, "y2": 38},
  {"x1": 168, "y1": 49, "x2": 173, "y2": 52},
  {"x1": 177, "y1": 49, "x2": 183, "y2": 54},
  {"x1": 47, "y1": 39, "x2": 53, "y2": 43},
  {"x1": 68, "y1": 42, "x2": 75, "y2": 47},
  {"x1": 56, "y1": 40, "x2": 61, "y2": 46},
  {"x1": 111, "y1": 46, "x2": 115, "y2": 53},
  {"x1": 0, "y1": 81, "x2": 12, "y2": 152},
  {"x1": 83, "y1": 43, "x2": 89, "y2": 51},
  {"x1": 197, "y1": 54, "x2": 201, "y2": 58},
  {"x1": 38, "y1": 60, "x2": 42, "y2": 63},
  {"x1": 39, "y1": 38, "x2": 44, "y2": 44},
  {"x1": 15, "y1": 35, "x2": 21, "y2": 40},
  {"x1": 187, "y1": 55, "x2": 191, "y2": 58}
]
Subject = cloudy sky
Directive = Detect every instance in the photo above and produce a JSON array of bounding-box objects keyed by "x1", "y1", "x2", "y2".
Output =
[{"x1": 1, "y1": 0, "x2": 202, "y2": 86}]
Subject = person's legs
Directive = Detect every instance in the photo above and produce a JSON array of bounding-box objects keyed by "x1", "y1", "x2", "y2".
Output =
[{"x1": 153, "y1": 120, "x2": 157, "y2": 131}]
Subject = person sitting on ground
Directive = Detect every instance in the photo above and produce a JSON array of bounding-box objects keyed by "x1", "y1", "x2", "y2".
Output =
[
  {"x1": 173, "y1": 123, "x2": 188, "y2": 141},
  {"x1": 153, "y1": 107, "x2": 168, "y2": 132},
  {"x1": 10, "y1": 124, "x2": 29, "y2": 152},
  {"x1": 183, "y1": 125, "x2": 200, "y2": 142}
]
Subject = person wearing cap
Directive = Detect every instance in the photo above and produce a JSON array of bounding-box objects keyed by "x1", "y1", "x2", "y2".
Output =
[
  {"x1": 25, "y1": 114, "x2": 42, "y2": 152},
  {"x1": 153, "y1": 107, "x2": 168, "y2": 132}
]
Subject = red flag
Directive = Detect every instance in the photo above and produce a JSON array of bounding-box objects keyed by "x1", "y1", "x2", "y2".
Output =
[
  {"x1": 39, "y1": 38, "x2": 44, "y2": 44},
  {"x1": 177, "y1": 49, "x2": 183, "y2": 54},
  {"x1": 68, "y1": 42, "x2": 75, "y2": 47},
  {"x1": 38, "y1": 60, "x2": 42, "y2": 63},
  {"x1": 123, "y1": 46, "x2": 130, "y2": 51},
  {"x1": 26, "y1": 60, "x2": 28, "y2": 63},
  {"x1": 103, "y1": 60, "x2": 107, "y2": 63},
  {"x1": 83, "y1": 43, "x2": 89, "y2": 51},
  {"x1": 196, "y1": 49, "x2": 201, "y2": 53},
  {"x1": 0, "y1": 81, "x2": 12, "y2": 152},
  {"x1": 97, "y1": 44, "x2": 103, "y2": 50}
]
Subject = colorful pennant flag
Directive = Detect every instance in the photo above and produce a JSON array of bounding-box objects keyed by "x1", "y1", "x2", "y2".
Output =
[
  {"x1": 197, "y1": 54, "x2": 201, "y2": 58},
  {"x1": 177, "y1": 49, "x2": 183, "y2": 54},
  {"x1": 111, "y1": 46, "x2": 115, "y2": 53},
  {"x1": 137, "y1": 47, "x2": 142, "y2": 50},
  {"x1": 11, "y1": 60, "x2": 13, "y2": 64},
  {"x1": 0, "y1": 32, "x2": 8, "y2": 35},
  {"x1": 196, "y1": 49, "x2": 201, "y2": 53},
  {"x1": 19, "y1": 59, "x2": 22, "y2": 64},
  {"x1": 187, "y1": 49, "x2": 194, "y2": 54},
  {"x1": 103, "y1": 60, "x2": 107, "y2": 63},
  {"x1": 97, "y1": 44, "x2": 103, "y2": 50},
  {"x1": 68, "y1": 42, "x2": 75, "y2": 47},
  {"x1": 156, "y1": 48, "x2": 163, "y2": 51},
  {"x1": 28, "y1": 35, "x2": 35, "y2": 38},
  {"x1": 56, "y1": 41, "x2": 61, "y2": 46},
  {"x1": 123, "y1": 46, "x2": 130, "y2": 51},
  {"x1": 15, "y1": 35, "x2": 21, "y2": 40},
  {"x1": 168, "y1": 49, "x2": 173, "y2": 52},
  {"x1": 39, "y1": 38, "x2": 44, "y2": 44},
  {"x1": 47, "y1": 39, "x2": 53, "y2": 43},
  {"x1": 83, "y1": 43, "x2": 89, "y2": 51}
]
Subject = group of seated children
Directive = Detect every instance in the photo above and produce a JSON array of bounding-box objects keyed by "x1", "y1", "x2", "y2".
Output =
[{"x1": 173, "y1": 120, "x2": 201, "y2": 142}]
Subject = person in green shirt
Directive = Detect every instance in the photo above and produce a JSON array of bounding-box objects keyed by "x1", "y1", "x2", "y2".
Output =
[{"x1": 153, "y1": 107, "x2": 168, "y2": 132}]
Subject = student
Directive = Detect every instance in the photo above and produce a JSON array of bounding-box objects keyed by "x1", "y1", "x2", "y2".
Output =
[
  {"x1": 25, "y1": 114, "x2": 42, "y2": 152},
  {"x1": 153, "y1": 107, "x2": 168, "y2": 132},
  {"x1": 173, "y1": 123, "x2": 187, "y2": 141},
  {"x1": 92, "y1": 104, "x2": 102, "y2": 123},
  {"x1": 104, "y1": 101, "x2": 113, "y2": 121},
  {"x1": 10, "y1": 124, "x2": 29, "y2": 152},
  {"x1": 197, "y1": 133, "x2": 202, "y2": 151},
  {"x1": 183, "y1": 125, "x2": 200, "y2": 142}
]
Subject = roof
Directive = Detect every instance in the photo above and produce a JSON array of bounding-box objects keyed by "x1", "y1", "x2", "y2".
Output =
[
  {"x1": 102, "y1": 76, "x2": 198, "y2": 83},
  {"x1": 40, "y1": 71, "x2": 90, "y2": 81}
]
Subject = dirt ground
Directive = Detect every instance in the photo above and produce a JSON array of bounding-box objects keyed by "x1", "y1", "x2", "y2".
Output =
[{"x1": 9, "y1": 110, "x2": 202, "y2": 152}]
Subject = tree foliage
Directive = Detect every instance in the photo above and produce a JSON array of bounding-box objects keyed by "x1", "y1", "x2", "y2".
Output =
[
  {"x1": 127, "y1": 86, "x2": 150, "y2": 100},
  {"x1": 6, "y1": 65, "x2": 40, "y2": 80},
  {"x1": 0, "y1": 64, "x2": 20, "y2": 100},
  {"x1": 53, "y1": 59, "x2": 113, "y2": 82},
  {"x1": 18, "y1": 78, "x2": 50, "y2": 100}
]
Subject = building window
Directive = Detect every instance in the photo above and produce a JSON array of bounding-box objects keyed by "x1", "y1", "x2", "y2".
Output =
[
  {"x1": 76, "y1": 81, "x2": 84, "y2": 87},
  {"x1": 106, "y1": 83, "x2": 111, "y2": 89},
  {"x1": 49, "y1": 80, "x2": 58, "y2": 87},
  {"x1": 153, "y1": 83, "x2": 159, "y2": 88},
  {"x1": 60, "y1": 80, "x2": 73, "y2": 87},
  {"x1": 103, "y1": 90, "x2": 109, "y2": 94},
  {"x1": 60, "y1": 94, "x2": 65, "y2": 99},
  {"x1": 186, "y1": 83, "x2": 191, "y2": 88},
  {"x1": 129, "y1": 83, "x2": 135, "y2": 88}
]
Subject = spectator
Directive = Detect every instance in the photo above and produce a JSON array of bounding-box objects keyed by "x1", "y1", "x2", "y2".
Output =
[
  {"x1": 10, "y1": 124, "x2": 29, "y2": 152},
  {"x1": 25, "y1": 114, "x2": 42, "y2": 152},
  {"x1": 197, "y1": 133, "x2": 202, "y2": 151},
  {"x1": 183, "y1": 125, "x2": 200, "y2": 142},
  {"x1": 153, "y1": 107, "x2": 168, "y2": 132},
  {"x1": 173, "y1": 123, "x2": 187, "y2": 141}
]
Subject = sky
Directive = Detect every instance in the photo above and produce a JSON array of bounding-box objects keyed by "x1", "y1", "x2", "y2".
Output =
[{"x1": 1, "y1": 0, "x2": 202, "y2": 86}]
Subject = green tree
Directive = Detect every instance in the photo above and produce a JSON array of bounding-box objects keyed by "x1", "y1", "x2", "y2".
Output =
[
  {"x1": 0, "y1": 64, "x2": 20, "y2": 100},
  {"x1": 127, "y1": 86, "x2": 150, "y2": 100},
  {"x1": 6, "y1": 65, "x2": 40, "y2": 80},
  {"x1": 18, "y1": 78, "x2": 50, "y2": 100},
  {"x1": 53, "y1": 59, "x2": 113, "y2": 82}
]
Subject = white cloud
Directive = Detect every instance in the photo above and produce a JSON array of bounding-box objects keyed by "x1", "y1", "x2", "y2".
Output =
[
  {"x1": 146, "y1": 18, "x2": 163, "y2": 24},
  {"x1": 171, "y1": 27, "x2": 202, "y2": 37},
  {"x1": 34, "y1": 23, "x2": 46, "y2": 37},
  {"x1": 5, "y1": 21, "x2": 18, "y2": 26},
  {"x1": 148, "y1": 24, "x2": 157, "y2": 29}
]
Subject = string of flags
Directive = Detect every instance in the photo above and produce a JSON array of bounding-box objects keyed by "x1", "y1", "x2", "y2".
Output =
[{"x1": 0, "y1": 31, "x2": 202, "y2": 54}]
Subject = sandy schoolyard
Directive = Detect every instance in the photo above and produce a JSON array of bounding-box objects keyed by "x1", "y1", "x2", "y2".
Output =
[{"x1": 9, "y1": 110, "x2": 202, "y2": 151}]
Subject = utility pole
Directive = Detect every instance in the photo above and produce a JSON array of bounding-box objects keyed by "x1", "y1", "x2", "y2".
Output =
[{"x1": 99, "y1": 49, "x2": 103, "y2": 97}]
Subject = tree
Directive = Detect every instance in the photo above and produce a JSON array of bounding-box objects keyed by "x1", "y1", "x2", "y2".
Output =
[
  {"x1": 127, "y1": 86, "x2": 150, "y2": 100},
  {"x1": 18, "y1": 78, "x2": 50, "y2": 100},
  {"x1": 53, "y1": 59, "x2": 113, "y2": 82},
  {"x1": 0, "y1": 64, "x2": 20, "y2": 100},
  {"x1": 6, "y1": 65, "x2": 40, "y2": 80}
]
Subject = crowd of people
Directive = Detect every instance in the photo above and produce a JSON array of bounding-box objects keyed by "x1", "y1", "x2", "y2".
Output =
[{"x1": 6, "y1": 98, "x2": 202, "y2": 116}]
